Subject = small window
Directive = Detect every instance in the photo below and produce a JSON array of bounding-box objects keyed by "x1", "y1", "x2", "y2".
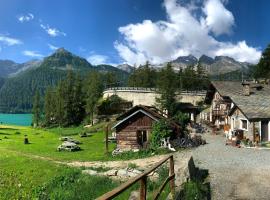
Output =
[{"x1": 241, "y1": 120, "x2": 248, "y2": 130}]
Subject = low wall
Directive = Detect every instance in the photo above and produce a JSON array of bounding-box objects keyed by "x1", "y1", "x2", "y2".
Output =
[{"x1": 103, "y1": 88, "x2": 206, "y2": 106}]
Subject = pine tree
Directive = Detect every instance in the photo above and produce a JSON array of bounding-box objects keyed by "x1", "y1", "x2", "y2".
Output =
[
  {"x1": 254, "y1": 44, "x2": 270, "y2": 79},
  {"x1": 156, "y1": 62, "x2": 178, "y2": 116},
  {"x1": 71, "y1": 75, "x2": 85, "y2": 125},
  {"x1": 55, "y1": 81, "x2": 65, "y2": 126},
  {"x1": 61, "y1": 70, "x2": 75, "y2": 126},
  {"x1": 44, "y1": 87, "x2": 57, "y2": 126},
  {"x1": 32, "y1": 91, "x2": 42, "y2": 127},
  {"x1": 128, "y1": 61, "x2": 157, "y2": 88},
  {"x1": 85, "y1": 71, "x2": 104, "y2": 125}
]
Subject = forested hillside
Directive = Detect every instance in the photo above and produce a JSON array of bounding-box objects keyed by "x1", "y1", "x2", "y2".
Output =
[{"x1": 0, "y1": 48, "x2": 129, "y2": 113}]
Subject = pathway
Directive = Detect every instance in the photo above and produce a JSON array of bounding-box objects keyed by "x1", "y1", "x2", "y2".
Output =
[{"x1": 192, "y1": 131, "x2": 270, "y2": 200}]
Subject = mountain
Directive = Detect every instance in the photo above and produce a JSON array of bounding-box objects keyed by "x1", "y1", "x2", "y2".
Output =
[
  {"x1": 199, "y1": 55, "x2": 215, "y2": 65},
  {"x1": 0, "y1": 48, "x2": 129, "y2": 113},
  {"x1": 168, "y1": 54, "x2": 252, "y2": 75},
  {"x1": 171, "y1": 55, "x2": 198, "y2": 70},
  {"x1": 117, "y1": 64, "x2": 135, "y2": 73},
  {"x1": 208, "y1": 56, "x2": 251, "y2": 75},
  {"x1": 0, "y1": 60, "x2": 23, "y2": 77}
]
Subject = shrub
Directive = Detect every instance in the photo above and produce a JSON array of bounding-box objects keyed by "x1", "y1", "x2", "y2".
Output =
[
  {"x1": 173, "y1": 111, "x2": 190, "y2": 128},
  {"x1": 128, "y1": 163, "x2": 138, "y2": 169},
  {"x1": 150, "y1": 120, "x2": 172, "y2": 150}
]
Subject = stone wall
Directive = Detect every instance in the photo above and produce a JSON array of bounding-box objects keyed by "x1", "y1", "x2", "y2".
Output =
[{"x1": 103, "y1": 88, "x2": 206, "y2": 106}]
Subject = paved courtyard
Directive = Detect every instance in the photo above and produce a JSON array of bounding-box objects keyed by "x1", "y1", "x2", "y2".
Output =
[{"x1": 192, "y1": 131, "x2": 270, "y2": 200}]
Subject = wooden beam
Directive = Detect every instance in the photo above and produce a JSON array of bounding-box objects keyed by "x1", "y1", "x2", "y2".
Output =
[
  {"x1": 140, "y1": 176, "x2": 147, "y2": 200},
  {"x1": 96, "y1": 154, "x2": 174, "y2": 200}
]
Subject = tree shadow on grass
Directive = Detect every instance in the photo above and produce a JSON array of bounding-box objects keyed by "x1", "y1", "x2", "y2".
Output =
[
  {"x1": 0, "y1": 127, "x2": 19, "y2": 131},
  {"x1": 0, "y1": 132, "x2": 11, "y2": 135}
]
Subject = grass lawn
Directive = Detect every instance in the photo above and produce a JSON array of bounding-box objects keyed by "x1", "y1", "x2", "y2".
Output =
[
  {"x1": 0, "y1": 124, "x2": 115, "y2": 162},
  {"x1": 0, "y1": 149, "x2": 123, "y2": 200},
  {"x1": 0, "y1": 124, "x2": 173, "y2": 199}
]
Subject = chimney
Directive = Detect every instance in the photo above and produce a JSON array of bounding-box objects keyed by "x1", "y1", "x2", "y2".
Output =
[{"x1": 242, "y1": 82, "x2": 250, "y2": 96}]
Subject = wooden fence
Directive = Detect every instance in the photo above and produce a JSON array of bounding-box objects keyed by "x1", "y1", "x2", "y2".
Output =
[{"x1": 97, "y1": 154, "x2": 175, "y2": 200}]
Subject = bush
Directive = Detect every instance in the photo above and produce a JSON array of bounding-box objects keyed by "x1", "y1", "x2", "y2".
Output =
[
  {"x1": 150, "y1": 120, "x2": 172, "y2": 150},
  {"x1": 181, "y1": 181, "x2": 209, "y2": 200},
  {"x1": 173, "y1": 111, "x2": 190, "y2": 128}
]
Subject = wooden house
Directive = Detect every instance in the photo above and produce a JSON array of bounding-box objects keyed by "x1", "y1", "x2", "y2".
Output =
[{"x1": 112, "y1": 105, "x2": 181, "y2": 150}]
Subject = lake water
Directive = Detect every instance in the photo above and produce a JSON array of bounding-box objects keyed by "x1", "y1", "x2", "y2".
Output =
[{"x1": 0, "y1": 113, "x2": 32, "y2": 126}]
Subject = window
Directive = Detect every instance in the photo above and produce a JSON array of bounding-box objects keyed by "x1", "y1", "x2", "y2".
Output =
[{"x1": 241, "y1": 119, "x2": 248, "y2": 130}]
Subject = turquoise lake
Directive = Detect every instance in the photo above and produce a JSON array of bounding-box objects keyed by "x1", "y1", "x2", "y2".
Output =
[{"x1": 0, "y1": 114, "x2": 32, "y2": 126}]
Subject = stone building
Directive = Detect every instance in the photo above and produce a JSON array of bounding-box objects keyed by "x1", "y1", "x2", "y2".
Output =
[{"x1": 204, "y1": 81, "x2": 270, "y2": 142}]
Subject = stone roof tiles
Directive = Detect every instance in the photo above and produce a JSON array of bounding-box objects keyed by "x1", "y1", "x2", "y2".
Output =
[{"x1": 212, "y1": 81, "x2": 270, "y2": 120}]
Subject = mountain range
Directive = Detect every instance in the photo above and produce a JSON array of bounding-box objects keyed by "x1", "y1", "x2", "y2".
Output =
[
  {"x1": 170, "y1": 54, "x2": 252, "y2": 75},
  {"x1": 0, "y1": 48, "x2": 255, "y2": 112},
  {"x1": 0, "y1": 48, "x2": 129, "y2": 113}
]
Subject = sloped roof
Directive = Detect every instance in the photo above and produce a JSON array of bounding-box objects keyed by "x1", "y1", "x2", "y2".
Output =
[
  {"x1": 211, "y1": 81, "x2": 270, "y2": 120},
  {"x1": 113, "y1": 105, "x2": 180, "y2": 129}
]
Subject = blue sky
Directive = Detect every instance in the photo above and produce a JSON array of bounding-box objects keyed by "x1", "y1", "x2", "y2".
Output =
[{"x1": 0, "y1": 0, "x2": 269, "y2": 65}]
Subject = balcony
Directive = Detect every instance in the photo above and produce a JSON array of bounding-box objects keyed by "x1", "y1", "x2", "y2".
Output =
[{"x1": 212, "y1": 109, "x2": 226, "y2": 116}]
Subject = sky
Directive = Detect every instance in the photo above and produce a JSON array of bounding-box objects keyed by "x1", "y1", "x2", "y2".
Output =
[{"x1": 0, "y1": 0, "x2": 269, "y2": 65}]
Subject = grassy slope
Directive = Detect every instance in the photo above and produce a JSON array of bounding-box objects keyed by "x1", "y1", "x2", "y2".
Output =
[
  {"x1": 0, "y1": 125, "x2": 115, "y2": 161},
  {"x1": 0, "y1": 125, "x2": 171, "y2": 199},
  {"x1": 0, "y1": 149, "x2": 122, "y2": 199}
]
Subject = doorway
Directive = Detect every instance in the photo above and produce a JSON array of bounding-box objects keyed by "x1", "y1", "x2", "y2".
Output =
[
  {"x1": 261, "y1": 121, "x2": 269, "y2": 141},
  {"x1": 137, "y1": 130, "x2": 147, "y2": 147}
]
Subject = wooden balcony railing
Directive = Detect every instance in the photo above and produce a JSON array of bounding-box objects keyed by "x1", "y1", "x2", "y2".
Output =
[
  {"x1": 97, "y1": 154, "x2": 175, "y2": 200},
  {"x1": 212, "y1": 109, "x2": 226, "y2": 116}
]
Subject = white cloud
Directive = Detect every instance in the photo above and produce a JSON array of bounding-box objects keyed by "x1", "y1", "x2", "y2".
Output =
[
  {"x1": 216, "y1": 41, "x2": 261, "y2": 63},
  {"x1": 0, "y1": 35, "x2": 22, "y2": 46},
  {"x1": 48, "y1": 43, "x2": 58, "y2": 50},
  {"x1": 23, "y1": 50, "x2": 44, "y2": 58},
  {"x1": 115, "y1": 0, "x2": 261, "y2": 65},
  {"x1": 17, "y1": 13, "x2": 34, "y2": 22},
  {"x1": 87, "y1": 54, "x2": 109, "y2": 65},
  {"x1": 202, "y1": 0, "x2": 234, "y2": 36},
  {"x1": 40, "y1": 24, "x2": 66, "y2": 37}
]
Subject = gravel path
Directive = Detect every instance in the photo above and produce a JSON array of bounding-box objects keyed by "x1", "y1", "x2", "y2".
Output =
[{"x1": 192, "y1": 130, "x2": 270, "y2": 200}]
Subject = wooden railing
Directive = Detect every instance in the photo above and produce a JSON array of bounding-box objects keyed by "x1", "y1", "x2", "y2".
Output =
[{"x1": 97, "y1": 154, "x2": 175, "y2": 200}]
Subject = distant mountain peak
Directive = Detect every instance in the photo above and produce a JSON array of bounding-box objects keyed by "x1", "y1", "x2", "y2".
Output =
[
  {"x1": 55, "y1": 47, "x2": 69, "y2": 53},
  {"x1": 172, "y1": 54, "x2": 198, "y2": 65},
  {"x1": 199, "y1": 55, "x2": 215, "y2": 65}
]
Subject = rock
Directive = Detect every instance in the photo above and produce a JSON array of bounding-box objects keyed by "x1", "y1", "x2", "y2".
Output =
[
  {"x1": 82, "y1": 169, "x2": 98, "y2": 175},
  {"x1": 129, "y1": 191, "x2": 139, "y2": 200},
  {"x1": 118, "y1": 168, "x2": 142, "y2": 177},
  {"x1": 118, "y1": 169, "x2": 128, "y2": 177},
  {"x1": 104, "y1": 169, "x2": 118, "y2": 176},
  {"x1": 148, "y1": 171, "x2": 159, "y2": 181}
]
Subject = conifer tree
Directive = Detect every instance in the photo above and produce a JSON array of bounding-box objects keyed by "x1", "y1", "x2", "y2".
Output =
[
  {"x1": 71, "y1": 75, "x2": 85, "y2": 125},
  {"x1": 254, "y1": 44, "x2": 270, "y2": 79},
  {"x1": 156, "y1": 62, "x2": 178, "y2": 116},
  {"x1": 32, "y1": 91, "x2": 42, "y2": 127},
  {"x1": 85, "y1": 71, "x2": 104, "y2": 125}
]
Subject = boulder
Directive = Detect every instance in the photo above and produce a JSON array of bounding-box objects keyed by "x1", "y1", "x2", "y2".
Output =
[{"x1": 82, "y1": 170, "x2": 98, "y2": 175}]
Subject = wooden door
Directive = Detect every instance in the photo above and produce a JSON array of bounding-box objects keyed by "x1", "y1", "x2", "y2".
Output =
[
  {"x1": 137, "y1": 130, "x2": 147, "y2": 147},
  {"x1": 261, "y1": 121, "x2": 269, "y2": 141}
]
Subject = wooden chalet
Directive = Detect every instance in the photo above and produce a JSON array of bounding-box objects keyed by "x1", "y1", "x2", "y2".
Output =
[{"x1": 112, "y1": 105, "x2": 181, "y2": 150}]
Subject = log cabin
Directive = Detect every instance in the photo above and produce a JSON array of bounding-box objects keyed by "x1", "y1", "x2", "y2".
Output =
[{"x1": 112, "y1": 105, "x2": 181, "y2": 151}]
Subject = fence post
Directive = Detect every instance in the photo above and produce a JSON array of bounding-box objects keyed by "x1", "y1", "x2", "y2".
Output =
[
  {"x1": 169, "y1": 156, "x2": 175, "y2": 199},
  {"x1": 105, "y1": 125, "x2": 109, "y2": 155},
  {"x1": 140, "y1": 176, "x2": 147, "y2": 200}
]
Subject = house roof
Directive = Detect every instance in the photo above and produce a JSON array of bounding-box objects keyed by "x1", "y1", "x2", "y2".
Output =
[
  {"x1": 113, "y1": 105, "x2": 180, "y2": 129},
  {"x1": 211, "y1": 81, "x2": 270, "y2": 120}
]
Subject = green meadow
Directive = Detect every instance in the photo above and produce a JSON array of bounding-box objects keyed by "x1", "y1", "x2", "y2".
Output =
[{"x1": 0, "y1": 125, "x2": 171, "y2": 199}]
